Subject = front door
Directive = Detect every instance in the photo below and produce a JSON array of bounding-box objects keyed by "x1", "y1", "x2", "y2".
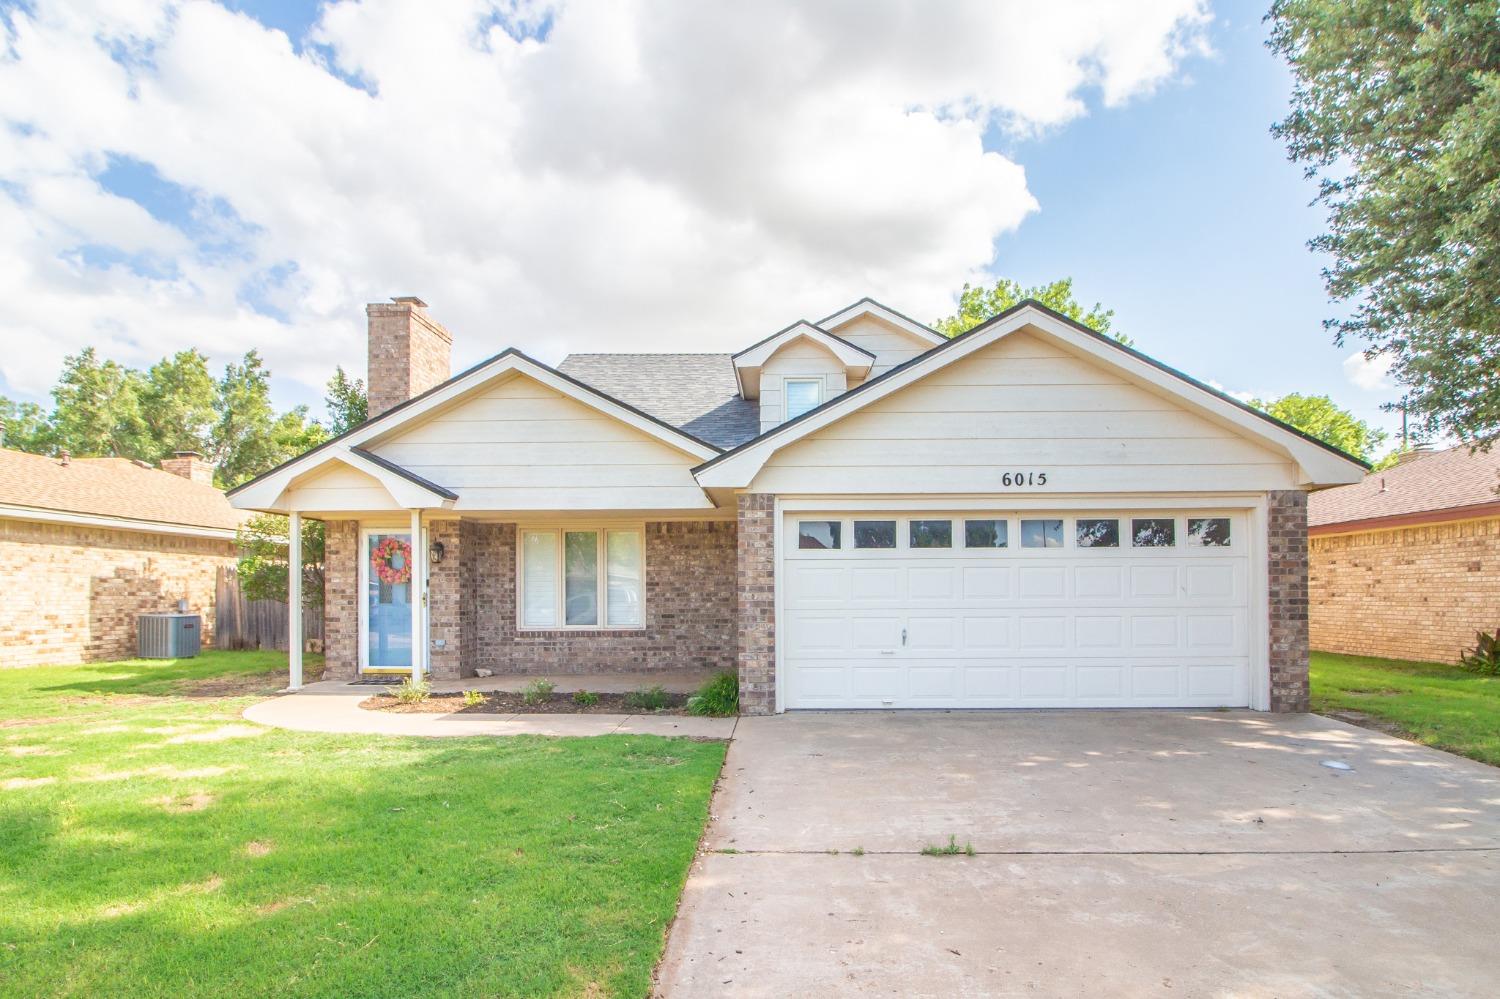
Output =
[{"x1": 365, "y1": 531, "x2": 414, "y2": 673}]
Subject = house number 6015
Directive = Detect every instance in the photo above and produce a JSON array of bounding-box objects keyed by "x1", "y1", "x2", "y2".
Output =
[{"x1": 1000, "y1": 471, "x2": 1047, "y2": 487}]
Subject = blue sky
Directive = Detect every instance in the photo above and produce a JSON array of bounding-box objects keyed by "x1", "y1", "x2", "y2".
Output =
[{"x1": 0, "y1": 1, "x2": 1402, "y2": 448}]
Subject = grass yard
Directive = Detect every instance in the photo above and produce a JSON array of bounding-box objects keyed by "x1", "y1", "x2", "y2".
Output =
[
  {"x1": 1311, "y1": 650, "x2": 1500, "y2": 767},
  {"x1": 0, "y1": 651, "x2": 726, "y2": 998}
]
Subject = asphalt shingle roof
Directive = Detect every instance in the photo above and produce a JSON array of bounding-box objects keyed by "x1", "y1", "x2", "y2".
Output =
[
  {"x1": 1308, "y1": 445, "x2": 1500, "y2": 527},
  {"x1": 0, "y1": 448, "x2": 245, "y2": 531},
  {"x1": 556, "y1": 353, "x2": 758, "y2": 449}
]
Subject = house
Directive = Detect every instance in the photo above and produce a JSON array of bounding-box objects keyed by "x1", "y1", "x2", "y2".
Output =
[
  {"x1": 229, "y1": 296, "x2": 1366, "y2": 713},
  {"x1": 1310, "y1": 445, "x2": 1500, "y2": 664},
  {"x1": 0, "y1": 448, "x2": 243, "y2": 667}
]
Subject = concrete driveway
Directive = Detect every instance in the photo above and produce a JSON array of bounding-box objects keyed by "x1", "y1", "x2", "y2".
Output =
[{"x1": 656, "y1": 711, "x2": 1500, "y2": 997}]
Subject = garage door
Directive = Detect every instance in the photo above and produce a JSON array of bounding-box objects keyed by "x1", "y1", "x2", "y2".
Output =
[{"x1": 782, "y1": 511, "x2": 1252, "y2": 709}]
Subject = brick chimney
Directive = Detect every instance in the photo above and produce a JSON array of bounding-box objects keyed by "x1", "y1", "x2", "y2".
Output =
[
  {"x1": 367, "y1": 296, "x2": 453, "y2": 417},
  {"x1": 160, "y1": 450, "x2": 216, "y2": 485}
]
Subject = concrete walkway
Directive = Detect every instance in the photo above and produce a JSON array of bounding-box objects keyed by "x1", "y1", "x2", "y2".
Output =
[
  {"x1": 657, "y1": 710, "x2": 1500, "y2": 997},
  {"x1": 243, "y1": 674, "x2": 735, "y2": 739}
]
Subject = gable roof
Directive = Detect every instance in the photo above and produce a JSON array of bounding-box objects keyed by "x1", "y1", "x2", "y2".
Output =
[
  {"x1": 817, "y1": 297, "x2": 948, "y2": 346},
  {"x1": 0, "y1": 448, "x2": 243, "y2": 533},
  {"x1": 229, "y1": 348, "x2": 723, "y2": 510},
  {"x1": 694, "y1": 299, "x2": 1370, "y2": 487},
  {"x1": 1309, "y1": 446, "x2": 1500, "y2": 529},
  {"x1": 556, "y1": 353, "x2": 758, "y2": 449}
]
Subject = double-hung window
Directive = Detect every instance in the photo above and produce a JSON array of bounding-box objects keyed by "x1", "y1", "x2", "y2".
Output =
[
  {"x1": 520, "y1": 527, "x2": 644, "y2": 628},
  {"x1": 784, "y1": 379, "x2": 822, "y2": 421}
]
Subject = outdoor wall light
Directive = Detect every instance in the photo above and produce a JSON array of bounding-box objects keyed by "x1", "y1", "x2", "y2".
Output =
[{"x1": 429, "y1": 540, "x2": 446, "y2": 565}]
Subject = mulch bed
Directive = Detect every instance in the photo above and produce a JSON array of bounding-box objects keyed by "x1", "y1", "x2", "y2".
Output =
[{"x1": 360, "y1": 690, "x2": 690, "y2": 715}]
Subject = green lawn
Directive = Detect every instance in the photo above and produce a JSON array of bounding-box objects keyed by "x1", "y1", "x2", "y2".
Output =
[
  {"x1": 1311, "y1": 650, "x2": 1500, "y2": 766},
  {"x1": 0, "y1": 651, "x2": 726, "y2": 998}
]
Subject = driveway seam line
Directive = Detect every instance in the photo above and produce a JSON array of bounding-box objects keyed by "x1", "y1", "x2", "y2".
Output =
[{"x1": 711, "y1": 846, "x2": 1500, "y2": 857}]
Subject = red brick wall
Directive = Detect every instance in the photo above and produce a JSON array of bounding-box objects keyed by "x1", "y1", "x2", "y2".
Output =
[
  {"x1": 1268, "y1": 490, "x2": 1311, "y2": 712},
  {"x1": 1311, "y1": 516, "x2": 1500, "y2": 664},
  {"x1": 736, "y1": 494, "x2": 777, "y2": 715},
  {"x1": 0, "y1": 517, "x2": 235, "y2": 668},
  {"x1": 322, "y1": 520, "x2": 360, "y2": 680}
]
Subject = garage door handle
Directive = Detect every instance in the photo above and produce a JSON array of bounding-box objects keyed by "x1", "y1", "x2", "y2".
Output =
[{"x1": 901, "y1": 627, "x2": 907, "y2": 646}]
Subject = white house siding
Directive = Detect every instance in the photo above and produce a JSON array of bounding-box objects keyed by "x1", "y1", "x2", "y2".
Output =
[
  {"x1": 748, "y1": 332, "x2": 1299, "y2": 495},
  {"x1": 825, "y1": 314, "x2": 938, "y2": 375},
  {"x1": 372, "y1": 373, "x2": 712, "y2": 511},
  {"x1": 285, "y1": 462, "x2": 402, "y2": 512},
  {"x1": 758, "y1": 339, "x2": 851, "y2": 434}
]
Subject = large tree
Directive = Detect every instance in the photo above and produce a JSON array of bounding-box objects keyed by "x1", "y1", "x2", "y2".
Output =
[
  {"x1": 138, "y1": 349, "x2": 217, "y2": 460},
  {"x1": 1251, "y1": 392, "x2": 1387, "y2": 462},
  {"x1": 49, "y1": 348, "x2": 151, "y2": 457},
  {"x1": 0, "y1": 396, "x2": 53, "y2": 453},
  {"x1": 935, "y1": 277, "x2": 1131, "y2": 346},
  {"x1": 209, "y1": 351, "x2": 327, "y2": 487},
  {"x1": 324, "y1": 366, "x2": 368, "y2": 435},
  {"x1": 1268, "y1": 1, "x2": 1500, "y2": 448}
]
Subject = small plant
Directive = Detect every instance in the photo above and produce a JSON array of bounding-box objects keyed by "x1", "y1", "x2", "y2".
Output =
[
  {"x1": 460, "y1": 689, "x2": 486, "y2": 708},
  {"x1": 1459, "y1": 629, "x2": 1500, "y2": 675},
  {"x1": 522, "y1": 678, "x2": 556, "y2": 705},
  {"x1": 850, "y1": 846, "x2": 865, "y2": 857},
  {"x1": 624, "y1": 685, "x2": 671, "y2": 711},
  {"x1": 686, "y1": 671, "x2": 739, "y2": 717},
  {"x1": 391, "y1": 677, "x2": 430, "y2": 704},
  {"x1": 921, "y1": 835, "x2": 973, "y2": 857},
  {"x1": 573, "y1": 689, "x2": 600, "y2": 707}
]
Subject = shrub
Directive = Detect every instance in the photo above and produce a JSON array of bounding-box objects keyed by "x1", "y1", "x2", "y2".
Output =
[
  {"x1": 391, "y1": 677, "x2": 430, "y2": 704},
  {"x1": 1459, "y1": 629, "x2": 1500, "y2": 675},
  {"x1": 572, "y1": 690, "x2": 600, "y2": 707},
  {"x1": 686, "y1": 671, "x2": 739, "y2": 717},
  {"x1": 461, "y1": 689, "x2": 486, "y2": 708},
  {"x1": 522, "y1": 678, "x2": 556, "y2": 705},
  {"x1": 624, "y1": 685, "x2": 671, "y2": 711}
]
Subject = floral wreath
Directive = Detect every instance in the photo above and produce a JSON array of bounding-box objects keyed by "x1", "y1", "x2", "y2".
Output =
[{"x1": 371, "y1": 537, "x2": 412, "y2": 586}]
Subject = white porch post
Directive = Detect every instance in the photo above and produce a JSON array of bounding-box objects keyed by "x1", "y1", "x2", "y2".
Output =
[
  {"x1": 410, "y1": 508, "x2": 425, "y2": 683},
  {"x1": 288, "y1": 511, "x2": 304, "y2": 691}
]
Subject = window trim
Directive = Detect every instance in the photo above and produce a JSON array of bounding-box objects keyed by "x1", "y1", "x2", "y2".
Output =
[
  {"x1": 783, "y1": 377, "x2": 824, "y2": 422},
  {"x1": 516, "y1": 522, "x2": 647, "y2": 631}
]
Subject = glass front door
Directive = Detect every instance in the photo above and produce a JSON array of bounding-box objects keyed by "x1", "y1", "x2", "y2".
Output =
[{"x1": 366, "y1": 532, "x2": 413, "y2": 671}]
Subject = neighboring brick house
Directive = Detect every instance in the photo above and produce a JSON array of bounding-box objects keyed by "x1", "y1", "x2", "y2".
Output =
[
  {"x1": 1310, "y1": 445, "x2": 1500, "y2": 664},
  {"x1": 0, "y1": 448, "x2": 243, "y2": 668},
  {"x1": 230, "y1": 295, "x2": 1366, "y2": 713}
]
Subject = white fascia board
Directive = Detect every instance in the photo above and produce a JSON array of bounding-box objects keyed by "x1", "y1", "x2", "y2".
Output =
[
  {"x1": 695, "y1": 305, "x2": 1368, "y2": 489},
  {"x1": 230, "y1": 446, "x2": 454, "y2": 513},
  {"x1": 818, "y1": 298, "x2": 947, "y2": 346},
  {"x1": 0, "y1": 503, "x2": 239, "y2": 540},
  {"x1": 733, "y1": 323, "x2": 875, "y2": 400}
]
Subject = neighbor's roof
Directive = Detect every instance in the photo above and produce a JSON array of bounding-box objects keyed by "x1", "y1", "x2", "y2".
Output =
[
  {"x1": 0, "y1": 448, "x2": 244, "y2": 531},
  {"x1": 556, "y1": 353, "x2": 759, "y2": 448},
  {"x1": 1309, "y1": 446, "x2": 1500, "y2": 529}
]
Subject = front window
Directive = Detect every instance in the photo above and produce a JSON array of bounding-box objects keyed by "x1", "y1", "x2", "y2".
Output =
[
  {"x1": 784, "y1": 379, "x2": 822, "y2": 420},
  {"x1": 521, "y1": 528, "x2": 644, "y2": 629}
]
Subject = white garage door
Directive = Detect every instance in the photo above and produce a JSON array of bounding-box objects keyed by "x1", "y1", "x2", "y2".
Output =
[{"x1": 782, "y1": 511, "x2": 1252, "y2": 709}]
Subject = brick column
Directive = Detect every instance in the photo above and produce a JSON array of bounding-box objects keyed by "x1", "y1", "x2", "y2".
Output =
[
  {"x1": 1268, "y1": 490, "x2": 1310, "y2": 712},
  {"x1": 737, "y1": 494, "x2": 777, "y2": 715},
  {"x1": 427, "y1": 519, "x2": 463, "y2": 680},
  {"x1": 322, "y1": 520, "x2": 359, "y2": 680}
]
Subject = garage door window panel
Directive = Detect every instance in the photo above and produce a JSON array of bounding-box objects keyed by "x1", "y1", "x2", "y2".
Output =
[
  {"x1": 1076, "y1": 518, "x2": 1120, "y2": 548},
  {"x1": 1187, "y1": 517, "x2": 1231, "y2": 547},
  {"x1": 798, "y1": 520, "x2": 842, "y2": 550},
  {"x1": 1021, "y1": 519, "x2": 1064, "y2": 549},
  {"x1": 964, "y1": 519, "x2": 1008, "y2": 549},
  {"x1": 909, "y1": 520, "x2": 953, "y2": 549},
  {"x1": 1131, "y1": 518, "x2": 1177, "y2": 547},
  {"x1": 853, "y1": 521, "x2": 897, "y2": 549}
]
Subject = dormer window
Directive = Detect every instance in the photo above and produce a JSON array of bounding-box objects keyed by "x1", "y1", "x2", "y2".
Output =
[{"x1": 785, "y1": 379, "x2": 822, "y2": 420}]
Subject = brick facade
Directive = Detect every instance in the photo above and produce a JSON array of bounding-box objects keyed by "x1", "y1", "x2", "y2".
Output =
[
  {"x1": 0, "y1": 517, "x2": 235, "y2": 668},
  {"x1": 322, "y1": 520, "x2": 360, "y2": 680},
  {"x1": 736, "y1": 494, "x2": 777, "y2": 715},
  {"x1": 1267, "y1": 490, "x2": 1310, "y2": 712},
  {"x1": 366, "y1": 298, "x2": 452, "y2": 417},
  {"x1": 321, "y1": 518, "x2": 736, "y2": 681},
  {"x1": 1311, "y1": 515, "x2": 1500, "y2": 664}
]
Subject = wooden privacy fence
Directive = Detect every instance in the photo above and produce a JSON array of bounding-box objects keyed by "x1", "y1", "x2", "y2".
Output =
[{"x1": 215, "y1": 566, "x2": 324, "y2": 652}]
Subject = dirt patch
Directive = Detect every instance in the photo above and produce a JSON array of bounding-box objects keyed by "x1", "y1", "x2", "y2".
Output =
[
  {"x1": 98, "y1": 900, "x2": 145, "y2": 919},
  {"x1": 165, "y1": 724, "x2": 267, "y2": 744},
  {"x1": 155, "y1": 791, "x2": 216, "y2": 813},
  {"x1": 5, "y1": 745, "x2": 63, "y2": 757},
  {"x1": 244, "y1": 840, "x2": 274, "y2": 857},
  {"x1": 0, "y1": 716, "x2": 69, "y2": 730},
  {"x1": 80, "y1": 764, "x2": 238, "y2": 783},
  {"x1": 177, "y1": 664, "x2": 327, "y2": 698},
  {"x1": 361, "y1": 690, "x2": 691, "y2": 716},
  {"x1": 2, "y1": 776, "x2": 57, "y2": 790},
  {"x1": 1321, "y1": 709, "x2": 1418, "y2": 741}
]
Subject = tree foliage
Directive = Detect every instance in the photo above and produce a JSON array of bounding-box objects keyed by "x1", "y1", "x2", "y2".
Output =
[
  {"x1": 1268, "y1": 1, "x2": 1500, "y2": 448},
  {"x1": 1250, "y1": 392, "x2": 1387, "y2": 462},
  {"x1": 325, "y1": 366, "x2": 369, "y2": 435},
  {"x1": 934, "y1": 277, "x2": 1131, "y2": 346},
  {"x1": 139, "y1": 350, "x2": 218, "y2": 461},
  {"x1": 236, "y1": 513, "x2": 325, "y2": 606}
]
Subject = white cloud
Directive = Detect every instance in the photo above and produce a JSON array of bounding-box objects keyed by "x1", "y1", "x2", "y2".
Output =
[
  {"x1": 1342, "y1": 350, "x2": 1394, "y2": 392},
  {"x1": 1205, "y1": 379, "x2": 1258, "y2": 405},
  {"x1": 0, "y1": 0, "x2": 1211, "y2": 405}
]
